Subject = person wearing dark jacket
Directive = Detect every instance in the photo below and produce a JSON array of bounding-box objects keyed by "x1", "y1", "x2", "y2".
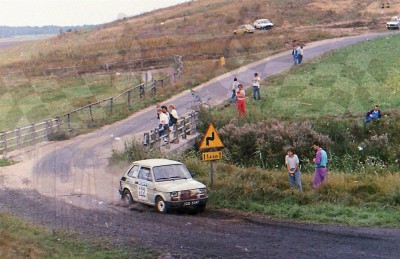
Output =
[{"x1": 365, "y1": 105, "x2": 381, "y2": 123}]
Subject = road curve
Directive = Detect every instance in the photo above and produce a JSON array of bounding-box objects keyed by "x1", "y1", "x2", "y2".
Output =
[{"x1": 3, "y1": 31, "x2": 400, "y2": 258}]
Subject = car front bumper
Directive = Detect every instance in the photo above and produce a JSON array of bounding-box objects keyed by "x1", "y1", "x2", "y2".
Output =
[{"x1": 165, "y1": 198, "x2": 208, "y2": 209}]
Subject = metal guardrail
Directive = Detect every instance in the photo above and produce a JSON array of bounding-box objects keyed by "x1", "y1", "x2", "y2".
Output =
[{"x1": 0, "y1": 55, "x2": 183, "y2": 155}]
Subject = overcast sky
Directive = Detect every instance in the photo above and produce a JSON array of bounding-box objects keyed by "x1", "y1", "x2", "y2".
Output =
[{"x1": 0, "y1": 0, "x2": 189, "y2": 27}]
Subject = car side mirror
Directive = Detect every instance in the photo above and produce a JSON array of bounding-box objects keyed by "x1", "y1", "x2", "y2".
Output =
[{"x1": 190, "y1": 172, "x2": 196, "y2": 178}]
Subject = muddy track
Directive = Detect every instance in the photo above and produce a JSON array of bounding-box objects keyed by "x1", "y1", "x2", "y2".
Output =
[{"x1": 1, "y1": 188, "x2": 400, "y2": 258}]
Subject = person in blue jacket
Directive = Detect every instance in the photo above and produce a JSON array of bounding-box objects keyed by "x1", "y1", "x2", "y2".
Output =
[{"x1": 365, "y1": 105, "x2": 381, "y2": 123}]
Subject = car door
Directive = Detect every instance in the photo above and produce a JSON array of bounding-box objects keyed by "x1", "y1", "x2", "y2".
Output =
[
  {"x1": 137, "y1": 167, "x2": 156, "y2": 205},
  {"x1": 125, "y1": 165, "x2": 140, "y2": 200}
]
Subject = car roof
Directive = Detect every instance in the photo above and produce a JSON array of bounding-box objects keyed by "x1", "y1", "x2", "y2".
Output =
[
  {"x1": 133, "y1": 159, "x2": 183, "y2": 167},
  {"x1": 256, "y1": 19, "x2": 270, "y2": 22}
]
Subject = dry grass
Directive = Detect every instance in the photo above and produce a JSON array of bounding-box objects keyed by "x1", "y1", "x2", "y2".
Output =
[{"x1": 0, "y1": 0, "x2": 394, "y2": 132}]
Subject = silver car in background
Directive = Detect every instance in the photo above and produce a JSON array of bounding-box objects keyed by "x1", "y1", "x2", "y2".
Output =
[{"x1": 253, "y1": 19, "x2": 274, "y2": 30}]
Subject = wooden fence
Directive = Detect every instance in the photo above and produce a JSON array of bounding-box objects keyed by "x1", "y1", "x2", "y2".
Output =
[
  {"x1": 142, "y1": 112, "x2": 199, "y2": 150},
  {"x1": 0, "y1": 55, "x2": 183, "y2": 155},
  {"x1": 0, "y1": 118, "x2": 61, "y2": 154}
]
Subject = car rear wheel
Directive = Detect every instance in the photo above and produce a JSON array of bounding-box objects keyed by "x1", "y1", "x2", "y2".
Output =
[
  {"x1": 122, "y1": 189, "x2": 134, "y2": 205},
  {"x1": 156, "y1": 197, "x2": 168, "y2": 213}
]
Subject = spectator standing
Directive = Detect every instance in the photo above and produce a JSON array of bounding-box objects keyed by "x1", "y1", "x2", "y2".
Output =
[
  {"x1": 285, "y1": 148, "x2": 302, "y2": 191},
  {"x1": 297, "y1": 44, "x2": 303, "y2": 64},
  {"x1": 168, "y1": 104, "x2": 179, "y2": 126},
  {"x1": 365, "y1": 105, "x2": 381, "y2": 124},
  {"x1": 252, "y1": 73, "x2": 261, "y2": 100},
  {"x1": 291, "y1": 44, "x2": 298, "y2": 65},
  {"x1": 236, "y1": 84, "x2": 246, "y2": 117},
  {"x1": 231, "y1": 77, "x2": 240, "y2": 103},
  {"x1": 312, "y1": 141, "x2": 328, "y2": 189}
]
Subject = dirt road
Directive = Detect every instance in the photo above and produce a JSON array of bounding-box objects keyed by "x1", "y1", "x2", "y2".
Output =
[{"x1": 1, "y1": 31, "x2": 400, "y2": 258}]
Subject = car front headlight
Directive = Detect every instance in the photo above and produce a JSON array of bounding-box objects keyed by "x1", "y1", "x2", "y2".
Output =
[
  {"x1": 170, "y1": 191, "x2": 178, "y2": 198},
  {"x1": 198, "y1": 188, "x2": 207, "y2": 195}
]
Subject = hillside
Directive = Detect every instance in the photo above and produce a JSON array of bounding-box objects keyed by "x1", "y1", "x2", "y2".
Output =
[
  {"x1": 0, "y1": 0, "x2": 398, "y2": 132},
  {"x1": 0, "y1": 0, "x2": 397, "y2": 68}
]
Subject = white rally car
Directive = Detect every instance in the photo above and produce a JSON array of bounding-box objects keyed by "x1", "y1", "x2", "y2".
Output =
[
  {"x1": 119, "y1": 159, "x2": 208, "y2": 213},
  {"x1": 386, "y1": 16, "x2": 400, "y2": 29}
]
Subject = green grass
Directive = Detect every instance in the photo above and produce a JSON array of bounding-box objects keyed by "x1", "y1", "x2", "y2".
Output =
[
  {"x1": 244, "y1": 34, "x2": 400, "y2": 119},
  {"x1": 0, "y1": 158, "x2": 15, "y2": 166},
  {"x1": 183, "y1": 157, "x2": 400, "y2": 227},
  {"x1": 0, "y1": 213, "x2": 157, "y2": 258}
]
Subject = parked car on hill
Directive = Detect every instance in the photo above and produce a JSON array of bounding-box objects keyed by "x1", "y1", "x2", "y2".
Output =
[
  {"x1": 386, "y1": 16, "x2": 400, "y2": 29},
  {"x1": 119, "y1": 159, "x2": 208, "y2": 213},
  {"x1": 233, "y1": 24, "x2": 255, "y2": 35},
  {"x1": 253, "y1": 19, "x2": 274, "y2": 30}
]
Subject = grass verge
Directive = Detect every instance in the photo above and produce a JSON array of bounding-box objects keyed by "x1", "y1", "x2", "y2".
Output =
[{"x1": 0, "y1": 213, "x2": 157, "y2": 258}]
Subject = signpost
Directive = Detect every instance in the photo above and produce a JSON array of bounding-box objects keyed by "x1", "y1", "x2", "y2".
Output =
[{"x1": 199, "y1": 123, "x2": 224, "y2": 187}]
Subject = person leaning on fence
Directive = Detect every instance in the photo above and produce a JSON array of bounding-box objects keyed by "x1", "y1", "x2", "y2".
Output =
[
  {"x1": 168, "y1": 104, "x2": 179, "y2": 126},
  {"x1": 157, "y1": 108, "x2": 169, "y2": 140}
]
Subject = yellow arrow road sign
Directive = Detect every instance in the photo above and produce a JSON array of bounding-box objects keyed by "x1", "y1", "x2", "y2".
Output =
[{"x1": 199, "y1": 123, "x2": 224, "y2": 150}]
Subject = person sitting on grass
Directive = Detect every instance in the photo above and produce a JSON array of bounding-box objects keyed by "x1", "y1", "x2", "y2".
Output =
[{"x1": 365, "y1": 105, "x2": 381, "y2": 124}]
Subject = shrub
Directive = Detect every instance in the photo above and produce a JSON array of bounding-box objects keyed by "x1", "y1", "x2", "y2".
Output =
[{"x1": 218, "y1": 118, "x2": 331, "y2": 168}]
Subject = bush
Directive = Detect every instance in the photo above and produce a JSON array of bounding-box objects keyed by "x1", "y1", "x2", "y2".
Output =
[{"x1": 218, "y1": 118, "x2": 330, "y2": 168}]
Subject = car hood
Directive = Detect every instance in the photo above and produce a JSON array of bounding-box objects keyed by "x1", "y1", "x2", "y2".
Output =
[
  {"x1": 387, "y1": 21, "x2": 399, "y2": 25},
  {"x1": 155, "y1": 179, "x2": 206, "y2": 192}
]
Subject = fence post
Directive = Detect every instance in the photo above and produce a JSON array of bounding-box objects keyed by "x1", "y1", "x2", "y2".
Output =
[
  {"x1": 31, "y1": 124, "x2": 37, "y2": 142},
  {"x1": 182, "y1": 117, "x2": 187, "y2": 139},
  {"x1": 172, "y1": 124, "x2": 179, "y2": 144},
  {"x1": 45, "y1": 119, "x2": 50, "y2": 140},
  {"x1": 152, "y1": 81, "x2": 157, "y2": 95},
  {"x1": 139, "y1": 84, "x2": 145, "y2": 98},
  {"x1": 143, "y1": 132, "x2": 150, "y2": 147},
  {"x1": 109, "y1": 98, "x2": 113, "y2": 114},
  {"x1": 160, "y1": 79, "x2": 164, "y2": 88},
  {"x1": 16, "y1": 128, "x2": 21, "y2": 148},
  {"x1": 89, "y1": 105, "x2": 94, "y2": 121},
  {"x1": 150, "y1": 129, "x2": 156, "y2": 149},
  {"x1": 127, "y1": 90, "x2": 131, "y2": 109},
  {"x1": 189, "y1": 112, "x2": 196, "y2": 135},
  {"x1": 193, "y1": 111, "x2": 199, "y2": 132},
  {"x1": 67, "y1": 113, "x2": 72, "y2": 132},
  {"x1": 56, "y1": 117, "x2": 61, "y2": 132},
  {"x1": 1, "y1": 131, "x2": 7, "y2": 155}
]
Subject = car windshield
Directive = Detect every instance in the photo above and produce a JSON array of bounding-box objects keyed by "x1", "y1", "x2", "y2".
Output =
[
  {"x1": 391, "y1": 18, "x2": 398, "y2": 22},
  {"x1": 153, "y1": 164, "x2": 192, "y2": 182},
  {"x1": 259, "y1": 19, "x2": 270, "y2": 23}
]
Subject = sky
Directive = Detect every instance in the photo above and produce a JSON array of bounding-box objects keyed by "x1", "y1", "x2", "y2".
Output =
[{"x1": 0, "y1": 0, "x2": 190, "y2": 27}]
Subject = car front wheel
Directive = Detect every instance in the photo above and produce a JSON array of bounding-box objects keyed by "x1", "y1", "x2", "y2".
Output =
[
  {"x1": 156, "y1": 197, "x2": 168, "y2": 213},
  {"x1": 122, "y1": 189, "x2": 134, "y2": 205}
]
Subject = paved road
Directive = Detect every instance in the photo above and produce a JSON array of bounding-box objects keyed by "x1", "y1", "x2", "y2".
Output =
[{"x1": 4, "y1": 31, "x2": 400, "y2": 258}]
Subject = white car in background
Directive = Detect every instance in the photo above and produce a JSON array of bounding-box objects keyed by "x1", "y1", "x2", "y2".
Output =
[
  {"x1": 119, "y1": 159, "x2": 208, "y2": 213},
  {"x1": 253, "y1": 19, "x2": 274, "y2": 30},
  {"x1": 386, "y1": 16, "x2": 400, "y2": 29}
]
